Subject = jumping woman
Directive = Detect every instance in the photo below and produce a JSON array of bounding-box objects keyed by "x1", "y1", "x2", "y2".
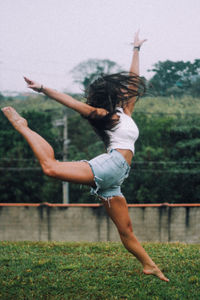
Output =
[{"x1": 2, "y1": 31, "x2": 169, "y2": 282}]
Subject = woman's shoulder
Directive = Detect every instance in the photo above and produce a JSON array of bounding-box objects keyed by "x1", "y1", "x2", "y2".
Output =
[{"x1": 117, "y1": 106, "x2": 132, "y2": 117}]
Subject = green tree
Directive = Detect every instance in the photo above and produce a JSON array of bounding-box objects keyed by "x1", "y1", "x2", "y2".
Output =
[
  {"x1": 71, "y1": 59, "x2": 122, "y2": 89},
  {"x1": 148, "y1": 59, "x2": 200, "y2": 96}
]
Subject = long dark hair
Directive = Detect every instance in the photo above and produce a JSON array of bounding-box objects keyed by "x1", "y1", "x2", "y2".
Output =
[{"x1": 84, "y1": 72, "x2": 145, "y2": 148}]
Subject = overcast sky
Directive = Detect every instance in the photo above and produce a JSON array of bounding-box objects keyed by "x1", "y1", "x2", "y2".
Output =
[{"x1": 0, "y1": 0, "x2": 200, "y2": 93}]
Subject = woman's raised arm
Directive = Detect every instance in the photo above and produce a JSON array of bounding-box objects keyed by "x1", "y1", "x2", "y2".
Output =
[
  {"x1": 24, "y1": 77, "x2": 107, "y2": 117},
  {"x1": 125, "y1": 31, "x2": 147, "y2": 115}
]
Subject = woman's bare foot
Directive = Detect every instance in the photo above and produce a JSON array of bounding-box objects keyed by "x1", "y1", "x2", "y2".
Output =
[
  {"x1": 143, "y1": 264, "x2": 169, "y2": 282},
  {"x1": 1, "y1": 107, "x2": 28, "y2": 132}
]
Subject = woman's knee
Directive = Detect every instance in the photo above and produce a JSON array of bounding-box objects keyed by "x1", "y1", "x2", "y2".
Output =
[
  {"x1": 118, "y1": 220, "x2": 133, "y2": 238},
  {"x1": 41, "y1": 159, "x2": 57, "y2": 177}
]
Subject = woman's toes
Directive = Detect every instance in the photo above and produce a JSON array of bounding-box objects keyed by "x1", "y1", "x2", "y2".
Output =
[{"x1": 143, "y1": 266, "x2": 169, "y2": 282}]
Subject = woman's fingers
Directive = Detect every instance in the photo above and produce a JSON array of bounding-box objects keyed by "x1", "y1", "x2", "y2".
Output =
[
  {"x1": 140, "y1": 38, "x2": 147, "y2": 46},
  {"x1": 24, "y1": 76, "x2": 41, "y2": 91},
  {"x1": 133, "y1": 31, "x2": 147, "y2": 47},
  {"x1": 135, "y1": 29, "x2": 140, "y2": 39},
  {"x1": 24, "y1": 76, "x2": 32, "y2": 84}
]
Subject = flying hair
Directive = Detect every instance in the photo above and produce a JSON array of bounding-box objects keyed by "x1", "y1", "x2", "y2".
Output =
[{"x1": 84, "y1": 71, "x2": 146, "y2": 148}]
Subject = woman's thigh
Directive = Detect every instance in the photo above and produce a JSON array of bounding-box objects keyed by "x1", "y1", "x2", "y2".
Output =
[{"x1": 49, "y1": 160, "x2": 95, "y2": 186}]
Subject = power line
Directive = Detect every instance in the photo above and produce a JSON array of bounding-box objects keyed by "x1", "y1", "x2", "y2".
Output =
[
  {"x1": 0, "y1": 158, "x2": 57, "y2": 162},
  {"x1": 0, "y1": 169, "x2": 199, "y2": 174},
  {"x1": 0, "y1": 167, "x2": 41, "y2": 171},
  {"x1": 0, "y1": 159, "x2": 200, "y2": 164},
  {"x1": 132, "y1": 170, "x2": 200, "y2": 174},
  {"x1": 134, "y1": 161, "x2": 200, "y2": 165},
  {"x1": 0, "y1": 167, "x2": 199, "y2": 174}
]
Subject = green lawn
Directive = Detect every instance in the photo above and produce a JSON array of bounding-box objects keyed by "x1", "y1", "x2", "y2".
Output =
[{"x1": 0, "y1": 242, "x2": 199, "y2": 300}]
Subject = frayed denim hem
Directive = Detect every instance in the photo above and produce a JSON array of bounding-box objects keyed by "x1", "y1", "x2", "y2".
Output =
[{"x1": 94, "y1": 194, "x2": 124, "y2": 208}]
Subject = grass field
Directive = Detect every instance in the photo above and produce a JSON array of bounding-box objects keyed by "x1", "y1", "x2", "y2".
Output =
[{"x1": 0, "y1": 242, "x2": 199, "y2": 299}]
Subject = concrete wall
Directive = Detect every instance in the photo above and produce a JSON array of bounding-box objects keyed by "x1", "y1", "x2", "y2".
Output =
[{"x1": 0, "y1": 204, "x2": 199, "y2": 243}]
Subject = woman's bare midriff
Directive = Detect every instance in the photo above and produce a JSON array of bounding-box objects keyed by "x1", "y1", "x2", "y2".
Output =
[{"x1": 115, "y1": 148, "x2": 133, "y2": 166}]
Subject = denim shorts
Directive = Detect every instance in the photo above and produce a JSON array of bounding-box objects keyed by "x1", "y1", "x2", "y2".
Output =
[{"x1": 86, "y1": 149, "x2": 130, "y2": 204}]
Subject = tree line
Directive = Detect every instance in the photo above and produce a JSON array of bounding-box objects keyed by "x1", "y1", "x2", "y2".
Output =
[
  {"x1": 70, "y1": 58, "x2": 200, "y2": 97},
  {"x1": 1, "y1": 58, "x2": 199, "y2": 101}
]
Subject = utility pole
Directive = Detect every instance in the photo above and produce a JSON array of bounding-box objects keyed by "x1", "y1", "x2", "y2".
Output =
[
  {"x1": 62, "y1": 108, "x2": 69, "y2": 204},
  {"x1": 53, "y1": 109, "x2": 70, "y2": 203}
]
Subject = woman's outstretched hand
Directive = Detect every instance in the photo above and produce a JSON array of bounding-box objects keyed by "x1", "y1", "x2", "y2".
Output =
[
  {"x1": 24, "y1": 76, "x2": 43, "y2": 92},
  {"x1": 133, "y1": 30, "x2": 147, "y2": 48}
]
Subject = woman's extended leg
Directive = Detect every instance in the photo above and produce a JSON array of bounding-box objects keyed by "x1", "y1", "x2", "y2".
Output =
[
  {"x1": 102, "y1": 196, "x2": 169, "y2": 282},
  {"x1": 2, "y1": 107, "x2": 95, "y2": 185}
]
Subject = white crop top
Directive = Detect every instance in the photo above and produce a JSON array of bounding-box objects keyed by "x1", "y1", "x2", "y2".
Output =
[{"x1": 106, "y1": 107, "x2": 139, "y2": 154}]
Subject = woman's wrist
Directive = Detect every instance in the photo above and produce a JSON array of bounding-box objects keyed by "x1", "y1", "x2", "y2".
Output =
[
  {"x1": 133, "y1": 46, "x2": 140, "y2": 51},
  {"x1": 37, "y1": 85, "x2": 44, "y2": 93}
]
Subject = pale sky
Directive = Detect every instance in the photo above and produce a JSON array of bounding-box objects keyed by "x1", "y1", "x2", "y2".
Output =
[{"x1": 0, "y1": 0, "x2": 200, "y2": 94}]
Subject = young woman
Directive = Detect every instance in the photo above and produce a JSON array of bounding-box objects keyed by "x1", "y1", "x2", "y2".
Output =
[{"x1": 2, "y1": 32, "x2": 169, "y2": 282}]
